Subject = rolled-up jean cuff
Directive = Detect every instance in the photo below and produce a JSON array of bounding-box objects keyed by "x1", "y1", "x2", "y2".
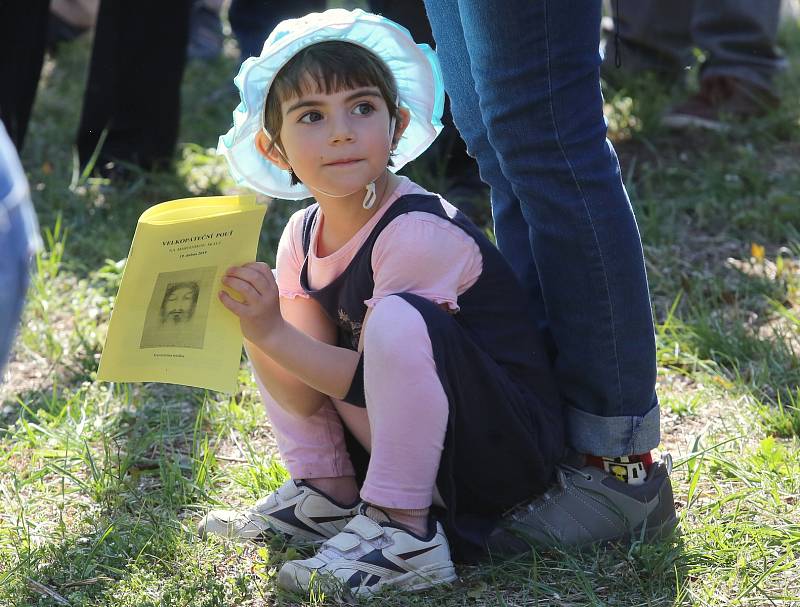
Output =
[{"x1": 566, "y1": 403, "x2": 661, "y2": 456}]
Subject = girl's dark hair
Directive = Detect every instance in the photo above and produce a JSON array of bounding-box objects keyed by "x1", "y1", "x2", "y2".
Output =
[{"x1": 262, "y1": 41, "x2": 401, "y2": 185}]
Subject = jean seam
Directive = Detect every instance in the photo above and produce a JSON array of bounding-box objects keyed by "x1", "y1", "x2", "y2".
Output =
[{"x1": 542, "y1": 0, "x2": 623, "y2": 412}]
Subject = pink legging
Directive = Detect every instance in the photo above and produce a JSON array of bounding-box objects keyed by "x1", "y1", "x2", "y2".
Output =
[{"x1": 253, "y1": 295, "x2": 450, "y2": 510}]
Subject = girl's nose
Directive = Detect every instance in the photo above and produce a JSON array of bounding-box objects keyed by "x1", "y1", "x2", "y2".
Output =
[{"x1": 329, "y1": 116, "x2": 355, "y2": 145}]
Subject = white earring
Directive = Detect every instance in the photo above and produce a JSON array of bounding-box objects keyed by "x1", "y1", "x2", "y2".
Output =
[{"x1": 362, "y1": 182, "x2": 377, "y2": 209}]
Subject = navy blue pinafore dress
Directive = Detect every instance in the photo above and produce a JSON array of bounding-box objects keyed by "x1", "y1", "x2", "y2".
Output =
[{"x1": 298, "y1": 193, "x2": 564, "y2": 561}]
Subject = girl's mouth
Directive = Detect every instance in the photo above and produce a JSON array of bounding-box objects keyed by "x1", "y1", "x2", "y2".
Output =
[{"x1": 325, "y1": 158, "x2": 363, "y2": 166}]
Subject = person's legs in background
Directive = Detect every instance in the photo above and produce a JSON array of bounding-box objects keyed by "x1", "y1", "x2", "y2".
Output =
[
  {"x1": 0, "y1": 0, "x2": 51, "y2": 151},
  {"x1": 662, "y1": 0, "x2": 786, "y2": 128},
  {"x1": 187, "y1": 0, "x2": 225, "y2": 61},
  {"x1": 76, "y1": 0, "x2": 192, "y2": 175},
  {"x1": 0, "y1": 123, "x2": 42, "y2": 377},
  {"x1": 47, "y1": 0, "x2": 98, "y2": 53},
  {"x1": 604, "y1": 0, "x2": 786, "y2": 130},
  {"x1": 228, "y1": 0, "x2": 325, "y2": 60},
  {"x1": 600, "y1": 0, "x2": 693, "y2": 88},
  {"x1": 423, "y1": 0, "x2": 675, "y2": 549},
  {"x1": 692, "y1": 0, "x2": 786, "y2": 95}
]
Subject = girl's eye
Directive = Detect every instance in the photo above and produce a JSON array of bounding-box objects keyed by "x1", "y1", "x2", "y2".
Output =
[
  {"x1": 298, "y1": 111, "x2": 323, "y2": 124},
  {"x1": 353, "y1": 102, "x2": 375, "y2": 116}
]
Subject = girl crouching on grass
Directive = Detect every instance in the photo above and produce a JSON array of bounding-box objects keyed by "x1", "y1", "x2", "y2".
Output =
[{"x1": 199, "y1": 9, "x2": 564, "y2": 597}]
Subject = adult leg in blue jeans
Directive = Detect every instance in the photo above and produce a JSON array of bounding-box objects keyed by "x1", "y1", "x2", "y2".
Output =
[
  {"x1": 422, "y1": 0, "x2": 676, "y2": 549},
  {"x1": 0, "y1": 123, "x2": 41, "y2": 377}
]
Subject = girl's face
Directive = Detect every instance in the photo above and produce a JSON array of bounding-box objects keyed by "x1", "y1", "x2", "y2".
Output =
[{"x1": 259, "y1": 81, "x2": 409, "y2": 202}]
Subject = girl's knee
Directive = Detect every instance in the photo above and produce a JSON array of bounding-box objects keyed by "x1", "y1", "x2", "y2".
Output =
[{"x1": 364, "y1": 295, "x2": 428, "y2": 355}]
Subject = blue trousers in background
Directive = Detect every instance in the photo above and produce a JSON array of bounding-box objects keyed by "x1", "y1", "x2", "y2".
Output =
[
  {"x1": 0, "y1": 123, "x2": 40, "y2": 376},
  {"x1": 422, "y1": 0, "x2": 660, "y2": 456}
]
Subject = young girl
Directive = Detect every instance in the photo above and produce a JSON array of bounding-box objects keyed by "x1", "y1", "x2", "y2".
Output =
[{"x1": 199, "y1": 9, "x2": 564, "y2": 596}]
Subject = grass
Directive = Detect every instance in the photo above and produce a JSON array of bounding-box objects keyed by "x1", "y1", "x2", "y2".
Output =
[{"x1": 2, "y1": 12, "x2": 800, "y2": 607}]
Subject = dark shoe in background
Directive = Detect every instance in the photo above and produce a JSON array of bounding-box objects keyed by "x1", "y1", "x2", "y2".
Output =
[
  {"x1": 486, "y1": 455, "x2": 678, "y2": 555},
  {"x1": 662, "y1": 75, "x2": 780, "y2": 131}
]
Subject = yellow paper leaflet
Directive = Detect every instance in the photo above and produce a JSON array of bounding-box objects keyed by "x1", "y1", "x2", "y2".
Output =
[{"x1": 97, "y1": 195, "x2": 266, "y2": 393}]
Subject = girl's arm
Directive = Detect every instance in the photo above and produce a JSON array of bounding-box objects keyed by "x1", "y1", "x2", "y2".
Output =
[
  {"x1": 221, "y1": 262, "x2": 361, "y2": 417},
  {"x1": 245, "y1": 293, "x2": 336, "y2": 416}
]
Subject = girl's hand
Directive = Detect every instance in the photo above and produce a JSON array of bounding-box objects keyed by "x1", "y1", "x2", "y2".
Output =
[{"x1": 219, "y1": 262, "x2": 284, "y2": 346}]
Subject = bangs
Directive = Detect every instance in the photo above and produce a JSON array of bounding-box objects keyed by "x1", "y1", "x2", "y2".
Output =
[
  {"x1": 270, "y1": 41, "x2": 396, "y2": 105},
  {"x1": 272, "y1": 44, "x2": 395, "y2": 102}
]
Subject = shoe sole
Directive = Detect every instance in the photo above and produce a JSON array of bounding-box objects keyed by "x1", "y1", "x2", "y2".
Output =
[
  {"x1": 361, "y1": 562, "x2": 458, "y2": 595},
  {"x1": 486, "y1": 512, "x2": 680, "y2": 558},
  {"x1": 279, "y1": 562, "x2": 458, "y2": 596}
]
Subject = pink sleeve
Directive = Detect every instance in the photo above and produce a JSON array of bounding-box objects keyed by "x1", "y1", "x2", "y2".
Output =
[
  {"x1": 366, "y1": 212, "x2": 483, "y2": 311},
  {"x1": 275, "y1": 209, "x2": 310, "y2": 299}
]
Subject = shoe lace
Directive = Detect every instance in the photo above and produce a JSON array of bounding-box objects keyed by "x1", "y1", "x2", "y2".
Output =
[
  {"x1": 508, "y1": 464, "x2": 590, "y2": 520},
  {"x1": 549, "y1": 464, "x2": 592, "y2": 495}
]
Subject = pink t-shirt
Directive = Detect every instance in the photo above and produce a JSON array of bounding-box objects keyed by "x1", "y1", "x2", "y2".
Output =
[{"x1": 275, "y1": 177, "x2": 483, "y2": 312}]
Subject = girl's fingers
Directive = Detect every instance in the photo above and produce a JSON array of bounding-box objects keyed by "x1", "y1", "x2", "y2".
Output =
[
  {"x1": 219, "y1": 290, "x2": 247, "y2": 314},
  {"x1": 231, "y1": 262, "x2": 275, "y2": 282},
  {"x1": 241, "y1": 263, "x2": 277, "y2": 289},
  {"x1": 222, "y1": 275, "x2": 262, "y2": 302},
  {"x1": 226, "y1": 264, "x2": 276, "y2": 294},
  {"x1": 245, "y1": 261, "x2": 274, "y2": 279},
  {"x1": 224, "y1": 268, "x2": 262, "y2": 297}
]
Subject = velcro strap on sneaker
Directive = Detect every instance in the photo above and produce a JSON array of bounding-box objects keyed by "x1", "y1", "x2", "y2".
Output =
[
  {"x1": 277, "y1": 479, "x2": 300, "y2": 500},
  {"x1": 343, "y1": 514, "x2": 385, "y2": 540},
  {"x1": 326, "y1": 531, "x2": 362, "y2": 552}
]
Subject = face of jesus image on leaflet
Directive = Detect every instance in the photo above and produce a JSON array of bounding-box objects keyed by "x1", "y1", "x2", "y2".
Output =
[
  {"x1": 160, "y1": 282, "x2": 199, "y2": 325},
  {"x1": 140, "y1": 267, "x2": 216, "y2": 349}
]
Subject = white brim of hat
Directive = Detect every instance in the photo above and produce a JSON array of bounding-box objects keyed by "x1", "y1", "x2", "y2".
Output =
[{"x1": 217, "y1": 8, "x2": 445, "y2": 200}]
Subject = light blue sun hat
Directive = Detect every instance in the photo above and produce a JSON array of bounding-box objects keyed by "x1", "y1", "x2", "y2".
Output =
[{"x1": 217, "y1": 8, "x2": 445, "y2": 200}]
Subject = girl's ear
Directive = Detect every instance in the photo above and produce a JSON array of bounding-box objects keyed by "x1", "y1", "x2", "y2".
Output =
[
  {"x1": 255, "y1": 130, "x2": 290, "y2": 169},
  {"x1": 391, "y1": 107, "x2": 412, "y2": 148}
]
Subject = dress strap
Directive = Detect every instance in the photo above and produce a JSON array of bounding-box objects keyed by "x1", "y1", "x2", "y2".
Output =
[{"x1": 300, "y1": 204, "x2": 319, "y2": 257}]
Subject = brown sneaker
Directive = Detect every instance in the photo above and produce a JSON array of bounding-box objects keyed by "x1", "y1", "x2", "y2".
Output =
[{"x1": 662, "y1": 75, "x2": 779, "y2": 132}]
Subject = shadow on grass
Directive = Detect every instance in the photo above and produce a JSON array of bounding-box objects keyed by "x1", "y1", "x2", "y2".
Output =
[{"x1": 0, "y1": 382, "x2": 246, "y2": 606}]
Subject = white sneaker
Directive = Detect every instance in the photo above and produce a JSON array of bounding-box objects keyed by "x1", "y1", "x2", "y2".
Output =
[
  {"x1": 278, "y1": 505, "x2": 457, "y2": 596},
  {"x1": 198, "y1": 479, "x2": 360, "y2": 544}
]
